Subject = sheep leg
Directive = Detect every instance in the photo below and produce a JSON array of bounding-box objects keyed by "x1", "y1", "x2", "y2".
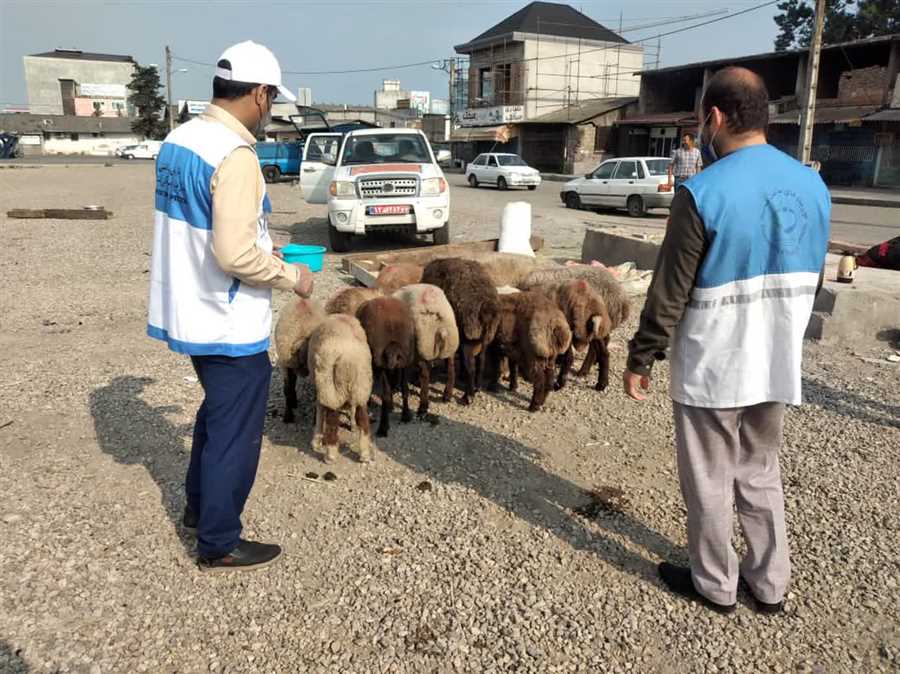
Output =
[
  {"x1": 475, "y1": 349, "x2": 486, "y2": 393},
  {"x1": 323, "y1": 407, "x2": 340, "y2": 464},
  {"x1": 528, "y1": 362, "x2": 551, "y2": 413},
  {"x1": 577, "y1": 340, "x2": 598, "y2": 377},
  {"x1": 417, "y1": 361, "x2": 431, "y2": 418},
  {"x1": 595, "y1": 336, "x2": 611, "y2": 392},
  {"x1": 555, "y1": 348, "x2": 574, "y2": 391},
  {"x1": 283, "y1": 368, "x2": 298, "y2": 423},
  {"x1": 486, "y1": 343, "x2": 502, "y2": 393},
  {"x1": 377, "y1": 368, "x2": 393, "y2": 437},
  {"x1": 442, "y1": 356, "x2": 456, "y2": 403},
  {"x1": 400, "y1": 368, "x2": 412, "y2": 424},
  {"x1": 508, "y1": 359, "x2": 519, "y2": 392},
  {"x1": 460, "y1": 344, "x2": 477, "y2": 405},
  {"x1": 311, "y1": 403, "x2": 324, "y2": 452},
  {"x1": 355, "y1": 405, "x2": 375, "y2": 463}
]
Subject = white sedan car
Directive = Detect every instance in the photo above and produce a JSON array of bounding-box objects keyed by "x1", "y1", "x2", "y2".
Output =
[
  {"x1": 560, "y1": 157, "x2": 674, "y2": 217},
  {"x1": 466, "y1": 153, "x2": 542, "y2": 191}
]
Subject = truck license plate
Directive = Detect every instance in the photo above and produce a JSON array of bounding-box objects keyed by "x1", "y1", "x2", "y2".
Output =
[{"x1": 367, "y1": 205, "x2": 410, "y2": 216}]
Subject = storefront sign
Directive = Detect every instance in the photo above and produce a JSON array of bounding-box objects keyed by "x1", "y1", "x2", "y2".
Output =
[
  {"x1": 455, "y1": 105, "x2": 524, "y2": 127},
  {"x1": 80, "y1": 83, "x2": 127, "y2": 98}
]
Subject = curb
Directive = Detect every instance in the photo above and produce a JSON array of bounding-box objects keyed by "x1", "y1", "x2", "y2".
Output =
[{"x1": 830, "y1": 195, "x2": 900, "y2": 209}]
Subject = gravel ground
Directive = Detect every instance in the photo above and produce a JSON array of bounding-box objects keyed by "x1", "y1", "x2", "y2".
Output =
[{"x1": 1, "y1": 163, "x2": 898, "y2": 674}]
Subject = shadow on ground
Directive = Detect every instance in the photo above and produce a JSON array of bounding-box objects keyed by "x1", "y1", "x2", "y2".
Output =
[
  {"x1": 373, "y1": 398, "x2": 679, "y2": 585},
  {"x1": 804, "y1": 376, "x2": 900, "y2": 429},
  {"x1": 1, "y1": 640, "x2": 29, "y2": 672},
  {"x1": 89, "y1": 376, "x2": 195, "y2": 553}
]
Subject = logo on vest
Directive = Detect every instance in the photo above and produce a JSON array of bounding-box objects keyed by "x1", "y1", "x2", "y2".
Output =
[{"x1": 760, "y1": 190, "x2": 808, "y2": 255}]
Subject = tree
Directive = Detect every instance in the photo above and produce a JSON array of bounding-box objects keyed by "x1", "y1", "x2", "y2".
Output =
[
  {"x1": 127, "y1": 64, "x2": 167, "y2": 140},
  {"x1": 773, "y1": 0, "x2": 899, "y2": 50}
]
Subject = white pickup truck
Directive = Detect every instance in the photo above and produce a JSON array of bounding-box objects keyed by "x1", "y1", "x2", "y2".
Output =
[{"x1": 300, "y1": 128, "x2": 451, "y2": 252}]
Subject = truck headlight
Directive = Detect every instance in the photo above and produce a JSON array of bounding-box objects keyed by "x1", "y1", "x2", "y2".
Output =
[
  {"x1": 421, "y1": 177, "x2": 447, "y2": 196},
  {"x1": 329, "y1": 181, "x2": 355, "y2": 197}
]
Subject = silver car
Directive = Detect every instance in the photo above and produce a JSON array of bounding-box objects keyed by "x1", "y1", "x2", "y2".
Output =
[{"x1": 560, "y1": 157, "x2": 674, "y2": 217}]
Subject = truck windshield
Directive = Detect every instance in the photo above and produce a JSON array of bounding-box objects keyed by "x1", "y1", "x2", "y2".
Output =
[
  {"x1": 497, "y1": 155, "x2": 527, "y2": 167},
  {"x1": 342, "y1": 134, "x2": 431, "y2": 165}
]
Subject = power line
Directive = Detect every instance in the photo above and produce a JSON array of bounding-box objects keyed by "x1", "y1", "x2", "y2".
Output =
[{"x1": 172, "y1": 0, "x2": 779, "y2": 77}]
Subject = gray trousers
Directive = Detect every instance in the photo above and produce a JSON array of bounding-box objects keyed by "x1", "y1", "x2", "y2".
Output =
[{"x1": 673, "y1": 401, "x2": 790, "y2": 605}]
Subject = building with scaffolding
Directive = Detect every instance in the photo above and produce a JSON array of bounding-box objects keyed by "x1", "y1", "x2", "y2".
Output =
[{"x1": 450, "y1": 1, "x2": 643, "y2": 173}]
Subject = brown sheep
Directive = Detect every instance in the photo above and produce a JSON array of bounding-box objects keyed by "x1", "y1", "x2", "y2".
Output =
[
  {"x1": 375, "y1": 263, "x2": 424, "y2": 295},
  {"x1": 551, "y1": 279, "x2": 613, "y2": 392},
  {"x1": 487, "y1": 291, "x2": 572, "y2": 412},
  {"x1": 356, "y1": 297, "x2": 416, "y2": 437},
  {"x1": 325, "y1": 286, "x2": 382, "y2": 316},
  {"x1": 421, "y1": 257, "x2": 501, "y2": 406}
]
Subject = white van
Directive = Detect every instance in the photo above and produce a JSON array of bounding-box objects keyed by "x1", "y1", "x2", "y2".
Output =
[
  {"x1": 117, "y1": 141, "x2": 162, "y2": 160},
  {"x1": 300, "y1": 128, "x2": 451, "y2": 252}
]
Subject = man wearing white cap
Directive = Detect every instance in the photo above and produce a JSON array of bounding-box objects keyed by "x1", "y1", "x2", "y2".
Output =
[{"x1": 148, "y1": 41, "x2": 314, "y2": 572}]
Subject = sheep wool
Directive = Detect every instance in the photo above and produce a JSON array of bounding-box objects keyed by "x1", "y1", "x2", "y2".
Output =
[
  {"x1": 393, "y1": 284, "x2": 459, "y2": 362},
  {"x1": 375, "y1": 263, "x2": 424, "y2": 295},
  {"x1": 307, "y1": 314, "x2": 373, "y2": 413},
  {"x1": 325, "y1": 287, "x2": 382, "y2": 316},
  {"x1": 274, "y1": 298, "x2": 326, "y2": 370},
  {"x1": 519, "y1": 266, "x2": 630, "y2": 329}
]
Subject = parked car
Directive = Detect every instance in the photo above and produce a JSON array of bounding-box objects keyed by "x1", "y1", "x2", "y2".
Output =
[
  {"x1": 257, "y1": 141, "x2": 301, "y2": 183},
  {"x1": 116, "y1": 141, "x2": 161, "y2": 160},
  {"x1": 466, "y1": 153, "x2": 542, "y2": 190},
  {"x1": 560, "y1": 157, "x2": 674, "y2": 217},
  {"x1": 300, "y1": 128, "x2": 450, "y2": 252}
]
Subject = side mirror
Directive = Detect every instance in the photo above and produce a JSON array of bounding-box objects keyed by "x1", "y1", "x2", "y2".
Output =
[
  {"x1": 436, "y1": 149, "x2": 451, "y2": 163},
  {"x1": 585, "y1": 173, "x2": 593, "y2": 179}
]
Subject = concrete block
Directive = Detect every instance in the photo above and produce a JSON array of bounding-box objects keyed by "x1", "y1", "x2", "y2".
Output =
[
  {"x1": 806, "y1": 254, "x2": 900, "y2": 343},
  {"x1": 581, "y1": 228, "x2": 662, "y2": 270}
]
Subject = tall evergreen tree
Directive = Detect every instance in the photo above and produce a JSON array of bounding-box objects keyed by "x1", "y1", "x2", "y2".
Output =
[
  {"x1": 127, "y1": 65, "x2": 167, "y2": 140},
  {"x1": 773, "y1": 0, "x2": 898, "y2": 50}
]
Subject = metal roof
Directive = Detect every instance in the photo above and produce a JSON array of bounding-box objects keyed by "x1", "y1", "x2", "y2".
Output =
[
  {"x1": 28, "y1": 49, "x2": 135, "y2": 63},
  {"x1": 519, "y1": 97, "x2": 637, "y2": 125},
  {"x1": 456, "y1": 1, "x2": 628, "y2": 52},
  {"x1": 769, "y1": 105, "x2": 881, "y2": 125},
  {"x1": 865, "y1": 108, "x2": 900, "y2": 122},
  {"x1": 0, "y1": 113, "x2": 136, "y2": 134},
  {"x1": 615, "y1": 111, "x2": 697, "y2": 126},
  {"x1": 637, "y1": 33, "x2": 900, "y2": 77}
]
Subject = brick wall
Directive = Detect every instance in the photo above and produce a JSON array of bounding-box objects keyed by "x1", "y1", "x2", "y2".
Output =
[{"x1": 838, "y1": 66, "x2": 887, "y2": 104}]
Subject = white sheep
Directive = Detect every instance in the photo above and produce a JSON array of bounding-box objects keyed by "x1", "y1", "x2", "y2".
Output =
[
  {"x1": 307, "y1": 314, "x2": 376, "y2": 464},
  {"x1": 393, "y1": 283, "x2": 460, "y2": 417},
  {"x1": 273, "y1": 298, "x2": 326, "y2": 423}
]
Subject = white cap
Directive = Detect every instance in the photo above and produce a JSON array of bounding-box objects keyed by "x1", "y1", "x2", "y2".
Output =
[{"x1": 215, "y1": 41, "x2": 296, "y2": 102}]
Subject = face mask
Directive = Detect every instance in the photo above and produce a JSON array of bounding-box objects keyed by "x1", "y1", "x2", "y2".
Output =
[
  {"x1": 699, "y1": 111, "x2": 721, "y2": 166},
  {"x1": 254, "y1": 91, "x2": 273, "y2": 138}
]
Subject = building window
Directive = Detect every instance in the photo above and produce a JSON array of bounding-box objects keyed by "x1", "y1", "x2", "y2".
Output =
[
  {"x1": 495, "y1": 64, "x2": 512, "y2": 105},
  {"x1": 70, "y1": 133, "x2": 80, "y2": 141},
  {"x1": 479, "y1": 67, "x2": 494, "y2": 103}
]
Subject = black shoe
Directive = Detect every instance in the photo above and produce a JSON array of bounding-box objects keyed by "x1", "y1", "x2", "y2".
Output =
[
  {"x1": 198, "y1": 540, "x2": 282, "y2": 573},
  {"x1": 739, "y1": 575, "x2": 784, "y2": 614},
  {"x1": 658, "y1": 562, "x2": 736, "y2": 615},
  {"x1": 182, "y1": 505, "x2": 198, "y2": 534}
]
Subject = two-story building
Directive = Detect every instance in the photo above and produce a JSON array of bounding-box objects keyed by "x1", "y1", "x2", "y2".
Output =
[{"x1": 451, "y1": 1, "x2": 642, "y2": 173}]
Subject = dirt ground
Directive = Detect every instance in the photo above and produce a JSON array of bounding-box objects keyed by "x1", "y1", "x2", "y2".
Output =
[{"x1": 1, "y1": 163, "x2": 898, "y2": 674}]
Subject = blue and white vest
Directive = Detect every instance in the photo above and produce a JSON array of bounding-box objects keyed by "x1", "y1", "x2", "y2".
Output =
[
  {"x1": 147, "y1": 116, "x2": 274, "y2": 357},
  {"x1": 674, "y1": 144, "x2": 830, "y2": 408}
]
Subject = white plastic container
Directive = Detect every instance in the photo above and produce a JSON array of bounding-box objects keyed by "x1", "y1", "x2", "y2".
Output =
[{"x1": 498, "y1": 201, "x2": 535, "y2": 257}]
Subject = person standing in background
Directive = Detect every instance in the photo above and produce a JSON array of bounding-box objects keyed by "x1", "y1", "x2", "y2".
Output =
[{"x1": 668, "y1": 133, "x2": 703, "y2": 189}]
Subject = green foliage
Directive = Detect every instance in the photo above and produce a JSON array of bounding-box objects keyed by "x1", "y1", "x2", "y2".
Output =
[
  {"x1": 774, "y1": 0, "x2": 899, "y2": 50},
  {"x1": 127, "y1": 65, "x2": 167, "y2": 140}
]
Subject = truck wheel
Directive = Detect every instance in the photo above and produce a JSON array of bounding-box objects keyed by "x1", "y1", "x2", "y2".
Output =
[
  {"x1": 468, "y1": 174, "x2": 478, "y2": 188},
  {"x1": 527, "y1": 185, "x2": 537, "y2": 191},
  {"x1": 263, "y1": 165, "x2": 281, "y2": 184},
  {"x1": 328, "y1": 224, "x2": 352, "y2": 253},
  {"x1": 497, "y1": 176, "x2": 508, "y2": 191},
  {"x1": 627, "y1": 195, "x2": 646, "y2": 217},
  {"x1": 433, "y1": 222, "x2": 450, "y2": 246},
  {"x1": 565, "y1": 192, "x2": 581, "y2": 210}
]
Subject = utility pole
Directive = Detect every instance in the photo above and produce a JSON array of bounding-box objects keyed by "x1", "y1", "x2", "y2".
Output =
[
  {"x1": 797, "y1": 0, "x2": 825, "y2": 164},
  {"x1": 165, "y1": 45, "x2": 174, "y2": 132}
]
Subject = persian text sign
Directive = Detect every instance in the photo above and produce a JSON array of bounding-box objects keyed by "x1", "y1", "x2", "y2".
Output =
[{"x1": 455, "y1": 105, "x2": 524, "y2": 127}]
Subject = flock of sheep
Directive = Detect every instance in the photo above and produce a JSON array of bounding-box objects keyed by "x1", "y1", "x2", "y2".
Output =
[{"x1": 274, "y1": 253, "x2": 631, "y2": 464}]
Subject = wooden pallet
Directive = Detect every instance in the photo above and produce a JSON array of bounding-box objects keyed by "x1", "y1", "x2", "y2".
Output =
[
  {"x1": 7, "y1": 208, "x2": 113, "y2": 220},
  {"x1": 341, "y1": 236, "x2": 544, "y2": 288}
]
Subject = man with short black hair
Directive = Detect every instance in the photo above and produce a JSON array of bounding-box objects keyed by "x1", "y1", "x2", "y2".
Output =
[
  {"x1": 624, "y1": 66, "x2": 830, "y2": 614},
  {"x1": 668, "y1": 133, "x2": 702, "y2": 188},
  {"x1": 148, "y1": 41, "x2": 314, "y2": 572}
]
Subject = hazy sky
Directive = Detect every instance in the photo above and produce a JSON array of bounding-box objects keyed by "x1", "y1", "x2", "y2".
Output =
[{"x1": 0, "y1": 0, "x2": 782, "y2": 109}]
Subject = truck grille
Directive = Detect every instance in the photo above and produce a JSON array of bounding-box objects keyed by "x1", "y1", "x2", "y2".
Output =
[{"x1": 359, "y1": 178, "x2": 418, "y2": 198}]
